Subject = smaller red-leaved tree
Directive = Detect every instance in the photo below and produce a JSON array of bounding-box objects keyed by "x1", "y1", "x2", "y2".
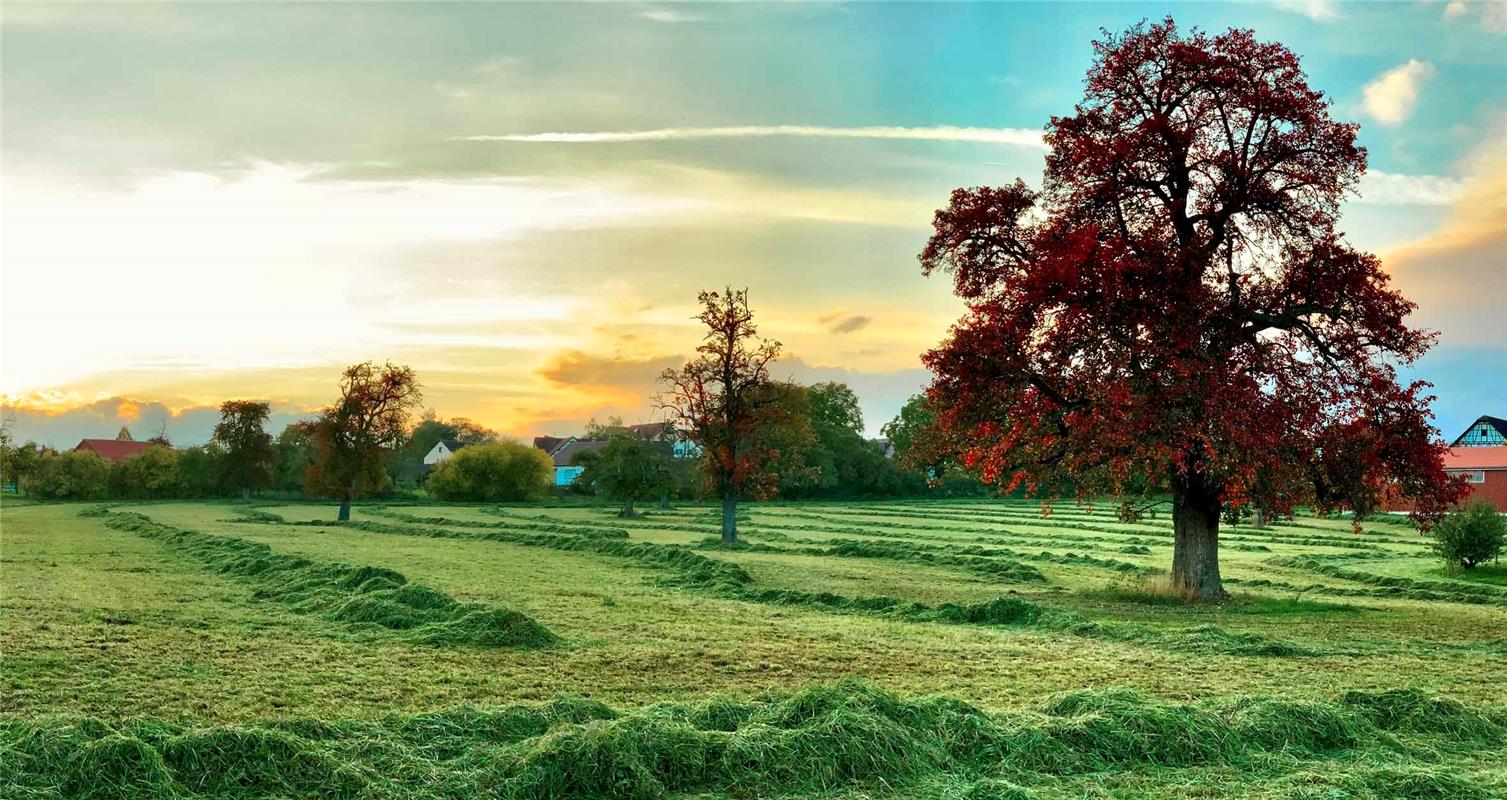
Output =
[
  {"x1": 658, "y1": 288, "x2": 809, "y2": 542},
  {"x1": 920, "y1": 19, "x2": 1463, "y2": 599},
  {"x1": 304, "y1": 362, "x2": 422, "y2": 521}
]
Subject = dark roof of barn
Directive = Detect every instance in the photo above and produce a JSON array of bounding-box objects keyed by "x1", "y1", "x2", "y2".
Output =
[
  {"x1": 1452, "y1": 416, "x2": 1507, "y2": 446},
  {"x1": 532, "y1": 435, "x2": 570, "y2": 455},
  {"x1": 552, "y1": 439, "x2": 610, "y2": 467}
]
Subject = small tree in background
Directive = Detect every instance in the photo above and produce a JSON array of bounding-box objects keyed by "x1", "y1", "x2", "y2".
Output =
[
  {"x1": 212, "y1": 400, "x2": 277, "y2": 501},
  {"x1": 111, "y1": 446, "x2": 183, "y2": 499},
  {"x1": 1432, "y1": 500, "x2": 1505, "y2": 571},
  {"x1": 275, "y1": 423, "x2": 316, "y2": 493},
  {"x1": 426, "y1": 441, "x2": 553, "y2": 502},
  {"x1": 28, "y1": 450, "x2": 111, "y2": 500},
  {"x1": 305, "y1": 362, "x2": 422, "y2": 521},
  {"x1": 658, "y1": 288, "x2": 806, "y2": 542},
  {"x1": 574, "y1": 434, "x2": 672, "y2": 517}
]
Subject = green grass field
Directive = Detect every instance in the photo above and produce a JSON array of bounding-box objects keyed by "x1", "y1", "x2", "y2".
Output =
[{"x1": 3, "y1": 498, "x2": 1505, "y2": 798}]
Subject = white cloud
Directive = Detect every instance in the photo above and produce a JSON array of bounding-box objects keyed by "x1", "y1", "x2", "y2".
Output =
[
  {"x1": 458, "y1": 124, "x2": 1047, "y2": 148},
  {"x1": 1356, "y1": 170, "x2": 1464, "y2": 205},
  {"x1": 1271, "y1": 0, "x2": 1341, "y2": 21},
  {"x1": 1362, "y1": 60, "x2": 1436, "y2": 126},
  {"x1": 1440, "y1": 0, "x2": 1507, "y2": 33},
  {"x1": 640, "y1": 8, "x2": 706, "y2": 24}
]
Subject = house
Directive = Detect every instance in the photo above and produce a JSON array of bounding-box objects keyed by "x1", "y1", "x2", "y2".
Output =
[
  {"x1": 1442, "y1": 446, "x2": 1507, "y2": 512},
  {"x1": 73, "y1": 438, "x2": 157, "y2": 463},
  {"x1": 1452, "y1": 416, "x2": 1507, "y2": 447},
  {"x1": 422, "y1": 439, "x2": 468, "y2": 467},
  {"x1": 625, "y1": 422, "x2": 701, "y2": 459}
]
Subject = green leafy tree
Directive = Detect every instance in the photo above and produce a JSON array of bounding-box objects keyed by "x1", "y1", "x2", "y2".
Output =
[
  {"x1": 110, "y1": 446, "x2": 183, "y2": 499},
  {"x1": 1432, "y1": 500, "x2": 1506, "y2": 570},
  {"x1": 178, "y1": 444, "x2": 225, "y2": 497},
  {"x1": 397, "y1": 412, "x2": 497, "y2": 485},
  {"x1": 275, "y1": 423, "x2": 315, "y2": 492},
  {"x1": 28, "y1": 450, "x2": 111, "y2": 500},
  {"x1": 574, "y1": 435, "x2": 672, "y2": 517},
  {"x1": 212, "y1": 400, "x2": 277, "y2": 501},
  {"x1": 2, "y1": 440, "x2": 45, "y2": 493},
  {"x1": 304, "y1": 362, "x2": 422, "y2": 521},
  {"x1": 426, "y1": 441, "x2": 553, "y2": 502}
]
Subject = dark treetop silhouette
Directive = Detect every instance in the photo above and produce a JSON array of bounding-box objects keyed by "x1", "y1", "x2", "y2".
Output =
[
  {"x1": 919, "y1": 19, "x2": 1462, "y2": 600},
  {"x1": 658, "y1": 288, "x2": 810, "y2": 542},
  {"x1": 305, "y1": 362, "x2": 422, "y2": 521}
]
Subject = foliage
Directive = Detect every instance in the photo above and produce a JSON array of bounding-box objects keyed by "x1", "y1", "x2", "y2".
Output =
[
  {"x1": 573, "y1": 434, "x2": 673, "y2": 516},
  {"x1": 212, "y1": 400, "x2": 277, "y2": 498},
  {"x1": 303, "y1": 362, "x2": 422, "y2": 517},
  {"x1": 1432, "y1": 500, "x2": 1506, "y2": 570},
  {"x1": 177, "y1": 444, "x2": 227, "y2": 497},
  {"x1": 658, "y1": 288, "x2": 811, "y2": 540},
  {"x1": 274, "y1": 423, "x2": 316, "y2": 492},
  {"x1": 426, "y1": 441, "x2": 554, "y2": 502},
  {"x1": 26, "y1": 449, "x2": 112, "y2": 499},
  {"x1": 396, "y1": 412, "x2": 497, "y2": 485},
  {"x1": 916, "y1": 19, "x2": 1461, "y2": 598},
  {"x1": 2, "y1": 439, "x2": 46, "y2": 490},
  {"x1": 110, "y1": 446, "x2": 183, "y2": 499}
]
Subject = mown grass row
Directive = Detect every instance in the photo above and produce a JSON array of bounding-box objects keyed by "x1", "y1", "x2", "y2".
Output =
[
  {"x1": 5, "y1": 680, "x2": 1502, "y2": 799},
  {"x1": 86, "y1": 509, "x2": 558, "y2": 649},
  {"x1": 819, "y1": 505, "x2": 1402, "y2": 551},
  {"x1": 249, "y1": 509, "x2": 1317, "y2": 657},
  {"x1": 1269, "y1": 556, "x2": 1507, "y2": 606}
]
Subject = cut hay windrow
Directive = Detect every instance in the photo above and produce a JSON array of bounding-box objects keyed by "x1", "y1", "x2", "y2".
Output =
[
  {"x1": 1270, "y1": 556, "x2": 1507, "y2": 606},
  {"x1": 278, "y1": 509, "x2": 1314, "y2": 657},
  {"x1": 4, "y1": 681, "x2": 1503, "y2": 800},
  {"x1": 90, "y1": 509, "x2": 559, "y2": 649}
]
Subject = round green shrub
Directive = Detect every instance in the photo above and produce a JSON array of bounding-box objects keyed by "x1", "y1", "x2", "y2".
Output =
[{"x1": 1431, "y1": 499, "x2": 1505, "y2": 570}]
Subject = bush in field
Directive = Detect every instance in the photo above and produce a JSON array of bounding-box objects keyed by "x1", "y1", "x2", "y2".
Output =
[
  {"x1": 110, "y1": 446, "x2": 183, "y2": 499},
  {"x1": 1432, "y1": 500, "x2": 1505, "y2": 570},
  {"x1": 573, "y1": 435, "x2": 672, "y2": 517},
  {"x1": 427, "y1": 441, "x2": 552, "y2": 502},
  {"x1": 27, "y1": 450, "x2": 111, "y2": 500}
]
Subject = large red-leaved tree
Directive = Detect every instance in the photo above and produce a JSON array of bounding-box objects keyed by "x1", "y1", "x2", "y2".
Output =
[{"x1": 920, "y1": 19, "x2": 1463, "y2": 600}]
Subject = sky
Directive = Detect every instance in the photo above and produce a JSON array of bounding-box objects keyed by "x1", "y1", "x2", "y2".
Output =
[{"x1": 2, "y1": 1, "x2": 1503, "y2": 447}]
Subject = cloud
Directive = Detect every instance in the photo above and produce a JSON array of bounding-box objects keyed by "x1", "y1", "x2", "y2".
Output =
[
  {"x1": 640, "y1": 8, "x2": 706, "y2": 23},
  {"x1": 537, "y1": 350, "x2": 683, "y2": 391},
  {"x1": 1362, "y1": 60, "x2": 1436, "y2": 127},
  {"x1": 457, "y1": 125, "x2": 1047, "y2": 148},
  {"x1": 1441, "y1": 1, "x2": 1507, "y2": 33},
  {"x1": 1381, "y1": 130, "x2": 1507, "y2": 347},
  {"x1": 2, "y1": 395, "x2": 312, "y2": 450},
  {"x1": 1356, "y1": 170, "x2": 1464, "y2": 205},
  {"x1": 818, "y1": 310, "x2": 873, "y2": 334},
  {"x1": 1270, "y1": 0, "x2": 1341, "y2": 21}
]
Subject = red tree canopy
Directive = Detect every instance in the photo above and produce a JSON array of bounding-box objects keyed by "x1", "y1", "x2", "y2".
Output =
[{"x1": 921, "y1": 19, "x2": 1462, "y2": 521}]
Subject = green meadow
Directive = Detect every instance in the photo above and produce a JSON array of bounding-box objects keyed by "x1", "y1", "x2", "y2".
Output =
[{"x1": 3, "y1": 499, "x2": 1505, "y2": 799}]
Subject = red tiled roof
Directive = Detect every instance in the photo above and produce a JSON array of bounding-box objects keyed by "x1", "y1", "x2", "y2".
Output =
[
  {"x1": 74, "y1": 439, "x2": 157, "y2": 463},
  {"x1": 1443, "y1": 446, "x2": 1507, "y2": 470}
]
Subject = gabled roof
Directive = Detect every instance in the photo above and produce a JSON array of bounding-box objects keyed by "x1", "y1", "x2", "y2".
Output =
[
  {"x1": 1451, "y1": 416, "x2": 1507, "y2": 446},
  {"x1": 1443, "y1": 446, "x2": 1507, "y2": 470},
  {"x1": 532, "y1": 435, "x2": 572, "y2": 455},
  {"x1": 75, "y1": 439, "x2": 157, "y2": 463},
  {"x1": 552, "y1": 439, "x2": 609, "y2": 467},
  {"x1": 627, "y1": 422, "x2": 673, "y2": 440}
]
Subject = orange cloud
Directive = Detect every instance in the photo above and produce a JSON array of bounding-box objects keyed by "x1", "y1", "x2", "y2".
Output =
[{"x1": 1382, "y1": 131, "x2": 1507, "y2": 347}]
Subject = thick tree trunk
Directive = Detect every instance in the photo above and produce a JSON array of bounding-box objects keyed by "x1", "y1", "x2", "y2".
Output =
[
  {"x1": 619, "y1": 501, "x2": 636, "y2": 519},
  {"x1": 337, "y1": 478, "x2": 357, "y2": 522},
  {"x1": 1171, "y1": 480, "x2": 1227, "y2": 601},
  {"x1": 658, "y1": 492, "x2": 670, "y2": 510},
  {"x1": 241, "y1": 486, "x2": 252, "y2": 503},
  {"x1": 721, "y1": 493, "x2": 738, "y2": 543}
]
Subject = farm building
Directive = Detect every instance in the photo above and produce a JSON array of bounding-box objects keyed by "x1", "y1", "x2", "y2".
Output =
[
  {"x1": 422, "y1": 439, "x2": 468, "y2": 466},
  {"x1": 533, "y1": 424, "x2": 697, "y2": 486},
  {"x1": 1451, "y1": 415, "x2": 1507, "y2": 447},
  {"x1": 1442, "y1": 446, "x2": 1507, "y2": 512},
  {"x1": 72, "y1": 438, "x2": 157, "y2": 463}
]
